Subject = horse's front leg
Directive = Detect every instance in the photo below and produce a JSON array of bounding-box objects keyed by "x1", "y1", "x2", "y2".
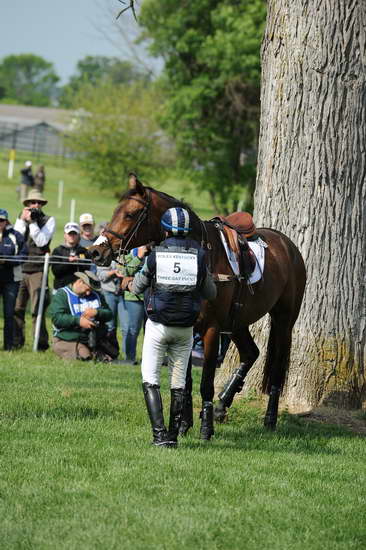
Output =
[
  {"x1": 199, "y1": 326, "x2": 220, "y2": 440},
  {"x1": 214, "y1": 326, "x2": 259, "y2": 423}
]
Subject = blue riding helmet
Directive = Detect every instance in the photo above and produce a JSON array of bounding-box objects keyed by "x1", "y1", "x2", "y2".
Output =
[{"x1": 161, "y1": 207, "x2": 191, "y2": 236}]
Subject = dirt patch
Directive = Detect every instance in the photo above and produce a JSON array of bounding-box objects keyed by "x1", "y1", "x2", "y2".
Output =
[{"x1": 293, "y1": 406, "x2": 366, "y2": 436}]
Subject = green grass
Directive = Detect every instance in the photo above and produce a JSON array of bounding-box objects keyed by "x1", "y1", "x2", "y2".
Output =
[
  {"x1": 1, "y1": 159, "x2": 365, "y2": 549},
  {"x1": 0, "y1": 354, "x2": 365, "y2": 550}
]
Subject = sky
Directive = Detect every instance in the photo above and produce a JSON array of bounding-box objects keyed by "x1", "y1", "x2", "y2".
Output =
[{"x1": 0, "y1": 0, "x2": 158, "y2": 84}]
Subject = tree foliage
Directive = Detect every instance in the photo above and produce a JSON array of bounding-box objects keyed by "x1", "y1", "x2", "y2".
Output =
[
  {"x1": 0, "y1": 54, "x2": 59, "y2": 106},
  {"x1": 59, "y1": 55, "x2": 150, "y2": 107},
  {"x1": 67, "y1": 81, "x2": 173, "y2": 191},
  {"x1": 139, "y1": 0, "x2": 266, "y2": 213}
]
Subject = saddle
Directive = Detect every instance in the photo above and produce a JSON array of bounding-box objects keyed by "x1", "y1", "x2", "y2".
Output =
[{"x1": 211, "y1": 212, "x2": 257, "y2": 279}]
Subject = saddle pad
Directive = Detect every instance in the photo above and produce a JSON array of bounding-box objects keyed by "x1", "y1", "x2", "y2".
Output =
[
  {"x1": 248, "y1": 238, "x2": 267, "y2": 283},
  {"x1": 219, "y1": 232, "x2": 267, "y2": 284}
]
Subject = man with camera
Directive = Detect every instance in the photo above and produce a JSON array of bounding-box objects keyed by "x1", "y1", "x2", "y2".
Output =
[
  {"x1": 51, "y1": 222, "x2": 90, "y2": 290},
  {"x1": 13, "y1": 189, "x2": 56, "y2": 350},
  {"x1": 50, "y1": 271, "x2": 114, "y2": 361}
]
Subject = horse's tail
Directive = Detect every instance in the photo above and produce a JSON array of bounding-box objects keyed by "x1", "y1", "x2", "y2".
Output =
[{"x1": 261, "y1": 320, "x2": 292, "y2": 394}]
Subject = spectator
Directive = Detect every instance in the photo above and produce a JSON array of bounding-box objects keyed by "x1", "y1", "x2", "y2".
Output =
[
  {"x1": 0, "y1": 208, "x2": 27, "y2": 350},
  {"x1": 97, "y1": 246, "x2": 147, "y2": 365},
  {"x1": 96, "y1": 260, "x2": 123, "y2": 357},
  {"x1": 51, "y1": 222, "x2": 90, "y2": 291},
  {"x1": 34, "y1": 165, "x2": 46, "y2": 193},
  {"x1": 13, "y1": 189, "x2": 56, "y2": 350},
  {"x1": 118, "y1": 246, "x2": 148, "y2": 365},
  {"x1": 50, "y1": 271, "x2": 114, "y2": 361},
  {"x1": 19, "y1": 160, "x2": 34, "y2": 202},
  {"x1": 79, "y1": 213, "x2": 96, "y2": 248}
]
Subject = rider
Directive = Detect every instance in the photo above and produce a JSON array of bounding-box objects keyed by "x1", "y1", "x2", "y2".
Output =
[{"x1": 122, "y1": 206, "x2": 217, "y2": 447}]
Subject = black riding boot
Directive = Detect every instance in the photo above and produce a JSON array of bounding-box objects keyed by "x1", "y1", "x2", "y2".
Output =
[
  {"x1": 142, "y1": 382, "x2": 170, "y2": 447},
  {"x1": 168, "y1": 388, "x2": 185, "y2": 446}
]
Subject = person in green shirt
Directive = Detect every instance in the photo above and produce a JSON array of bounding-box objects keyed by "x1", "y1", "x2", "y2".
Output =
[
  {"x1": 49, "y1": 270, "x2": 113, "y2": 361},
  {"x1": 118, "y1": 246, "x2": 148, "y2": 365}
]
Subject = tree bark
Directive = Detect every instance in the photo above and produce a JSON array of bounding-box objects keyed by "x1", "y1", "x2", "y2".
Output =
[{"x1": 216, "y1": 0, "x2": 366, "y2": 410}]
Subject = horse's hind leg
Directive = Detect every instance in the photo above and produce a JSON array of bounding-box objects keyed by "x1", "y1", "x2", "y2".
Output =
[
  {"x1": 214, "y1": 327, "x2": 259, "y2": 422},
  {"x1": 263, "y1": 309, "x2": 297, "y2": 430},
  {"x1": 179, "y1": 355, "x2": 193, "y2": 436}
]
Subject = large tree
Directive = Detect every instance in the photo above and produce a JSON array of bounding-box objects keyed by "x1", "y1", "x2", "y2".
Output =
[
  {"x1": 217, "y1": 0, "x2": 366, "y2": 410},
  {"x1": 139, "y1": 0, "x2": 266, "y2": 213},
  {"x1": 60, "y1": 55, "x2": 150, "y2": 107},
  {"x1": 0, "y1": 54, "x2": 59, "y2": 106}
]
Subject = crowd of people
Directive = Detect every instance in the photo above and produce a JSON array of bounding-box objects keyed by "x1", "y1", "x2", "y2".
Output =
[
  {"x1": 0, "y1": 161, "x2": 150, "y2": 362},
  {"x1": 1, "y1": 164, "x2": 220, "y2": 447}
]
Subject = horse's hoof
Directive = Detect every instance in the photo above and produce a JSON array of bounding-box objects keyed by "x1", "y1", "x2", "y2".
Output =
[
  {"x1": 200, "y1": 401, "x2": 214, "y2": 441},
  {"x1": 264, "y1": 417, "x2": 277, "y2": 431},
  {"x1": 199, "y1": 430, "x2": 213, "y2": 441},
  {"x1": 179, "y1": 421, "x2": 193, "y2": 437},
  {"x1": 214, "y1": 402, "x2": 228, "y2": 424}
]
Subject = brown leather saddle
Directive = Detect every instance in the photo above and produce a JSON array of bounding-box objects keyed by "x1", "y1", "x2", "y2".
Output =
[{"x1": 210, "y1": 212, "x2": 257, "y2": 278}]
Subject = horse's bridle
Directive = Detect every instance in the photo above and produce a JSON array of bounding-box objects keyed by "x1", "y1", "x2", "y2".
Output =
[{"x1": 102, "y1": 190, "x2": 151, "y2": 263}]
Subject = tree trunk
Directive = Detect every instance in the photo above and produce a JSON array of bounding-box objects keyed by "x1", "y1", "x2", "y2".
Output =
[{"x1": 216, "y1": 0, "x2": 366, "y2": 410}]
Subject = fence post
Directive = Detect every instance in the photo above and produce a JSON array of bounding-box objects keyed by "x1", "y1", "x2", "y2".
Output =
[
  {"x1": 33, "y1": 253, "x2": 50, "y2": 352},
  {"x1": 7, "y1": 149, "x2": 16, "y2": 179},
  {"x1": 70, "y1": 199, "x2": 76, "y2": 222},
  {"x1": 57, "y1": 180, "x2": 64, "y2": 208}
]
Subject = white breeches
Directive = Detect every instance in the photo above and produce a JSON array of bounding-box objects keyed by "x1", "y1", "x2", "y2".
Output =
[{"x1": 141, "y1": 319, "x2": 193, "y2": 389}]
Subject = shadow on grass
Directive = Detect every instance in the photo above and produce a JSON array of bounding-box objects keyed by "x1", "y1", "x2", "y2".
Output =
[{"x1": 181, "y1": 409, "x2": 364, "y2": 455}]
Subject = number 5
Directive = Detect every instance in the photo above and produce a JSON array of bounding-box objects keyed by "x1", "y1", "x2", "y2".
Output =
[{"x1": 173, "y1": 262, "x2": 181, "y2": 273}]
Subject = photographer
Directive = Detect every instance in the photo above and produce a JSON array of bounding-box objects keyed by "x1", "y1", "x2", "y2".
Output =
[
  {"x1": 51, "y1": 222, "x2": 90, "y2": 291},
  {"x1": 49, "y1": 271, "x2": 113, "y2": 361},
  {"x1": 13, "y1": 189, "x2": 56, "y2": 350}
]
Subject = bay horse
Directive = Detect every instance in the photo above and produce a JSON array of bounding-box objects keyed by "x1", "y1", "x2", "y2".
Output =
[{"x1": 89, "y1": 178, "x2": 306, "y2": 440}]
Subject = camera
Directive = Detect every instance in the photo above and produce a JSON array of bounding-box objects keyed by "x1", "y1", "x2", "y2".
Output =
[
  {"x1": 87, "y1": 320, "x2": 100, "y2": 350},
  {"x1": 29, "y1": 208, "x2": 42, "y2": 222}
]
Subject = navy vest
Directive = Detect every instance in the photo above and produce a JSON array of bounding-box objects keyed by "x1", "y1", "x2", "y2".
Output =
[{"x1": 145, "y1": 237, "x2": 207, "y2": 327}]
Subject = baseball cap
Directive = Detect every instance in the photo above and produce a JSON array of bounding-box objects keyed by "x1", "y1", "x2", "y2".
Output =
[
  {"x1": 74, "y1": 271, "x2": 101, "y2": 291},
  {"x1": 25, "y1": 160, "x2": 32, "y2": 168},
  {"x1": 79, "y1": 213, "x2": 94, "y2": 226},
  {"x1": 64, "y1": 222, "x2": 80, "y2": 234},
  {"x1": 0, "y1": 208, "x2": 9, "y2": 220}
]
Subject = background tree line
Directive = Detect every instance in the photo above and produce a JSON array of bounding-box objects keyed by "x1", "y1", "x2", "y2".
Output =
[{"x1": 0, "y1": 0, "x2": 267, "y2": 212}]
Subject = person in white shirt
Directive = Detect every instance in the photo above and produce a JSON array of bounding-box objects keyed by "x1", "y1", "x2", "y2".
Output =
[{"x1": 13, "y1": 189, "x2": 56, "y2": 350}]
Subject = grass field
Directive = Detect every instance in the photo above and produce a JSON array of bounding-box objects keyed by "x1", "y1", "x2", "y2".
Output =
[
  {"x1": 0, "y1": 354, "x2": 365, "y2": 550},
  {"x1": 0, "y1": 157, "x2": 365, "y2": 549}
]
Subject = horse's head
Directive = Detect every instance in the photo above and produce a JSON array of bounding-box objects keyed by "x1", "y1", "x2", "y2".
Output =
[{"x1": 89, "y1": 177, "x2": 166, "y2": 266}]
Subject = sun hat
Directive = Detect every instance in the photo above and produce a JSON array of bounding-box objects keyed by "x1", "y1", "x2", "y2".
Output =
[
  {"x1": 79, "y1": 213, "x2": 94, "y2": 226},
  {"x1": 74, "y1": 270, "x2": 101, "y2": 291},
  {"x1": 0, "y1": 208, "x2": 9, "y2": 220},
  {"x1": 64, "y1": 222, "x2": 80, "y2": 234},
  {"x1": 23, "y1": 189, "x2": 48, "y2": 206}
]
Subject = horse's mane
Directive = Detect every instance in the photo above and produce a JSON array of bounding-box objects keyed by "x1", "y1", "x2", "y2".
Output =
[{"x1": 119, "y1": 186, "x2": 200, "y2": 222}]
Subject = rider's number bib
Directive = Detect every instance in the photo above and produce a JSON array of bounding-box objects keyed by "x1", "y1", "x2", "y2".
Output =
[{"x1": 156, "y1": 248, "x2": 198, "y2": 292}]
